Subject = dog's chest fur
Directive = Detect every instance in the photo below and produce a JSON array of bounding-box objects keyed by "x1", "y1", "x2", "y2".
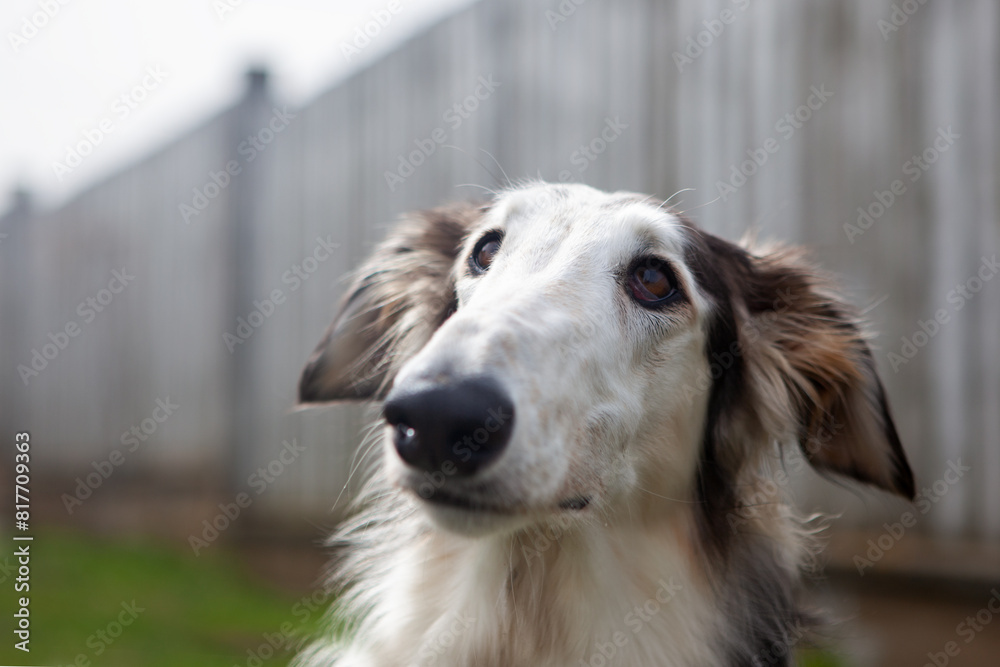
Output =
[
  {"x1": 296, "y1": 183, "x2": 915, "y2": 667},
  {"x1": 320, "y1": 506, "x2": 799, "y2": 667}
]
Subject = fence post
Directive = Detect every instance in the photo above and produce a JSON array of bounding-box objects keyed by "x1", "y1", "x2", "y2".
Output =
[{"x1": 0, "y1": 188, "x2": 35, "y2": 438}]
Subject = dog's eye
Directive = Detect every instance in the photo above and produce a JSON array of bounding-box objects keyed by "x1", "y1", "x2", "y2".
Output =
[
  {"x1": 628, "y1": 257, "x2": 678, "y2": 305},
  {"x1": 470, "y1": 232, "x2": 503, "y2": 274}
]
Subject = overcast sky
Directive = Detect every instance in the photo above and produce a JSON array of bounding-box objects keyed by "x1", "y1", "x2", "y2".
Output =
[{"x1": 0, "y1": 0, "x2": 476, "y2": 214}]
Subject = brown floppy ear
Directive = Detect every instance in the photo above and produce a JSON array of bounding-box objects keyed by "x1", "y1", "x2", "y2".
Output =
[
  {"x1": 298, "y1": 202, "x2": 483, "y2": 403},
  {"x1": 737, "y1": 242, "x2": 915, "y2": 499}
]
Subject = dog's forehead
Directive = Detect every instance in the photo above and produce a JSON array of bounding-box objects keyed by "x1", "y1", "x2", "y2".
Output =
[{"x1": 488, "y1": 183, "x2": 687, "y2": 255}]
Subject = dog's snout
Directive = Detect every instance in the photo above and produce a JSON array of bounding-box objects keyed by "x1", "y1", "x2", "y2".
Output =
[{"x1": 383, "y1": 377, "x2": 515, "y2": 477}]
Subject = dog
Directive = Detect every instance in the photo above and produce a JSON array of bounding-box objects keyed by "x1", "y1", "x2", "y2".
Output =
[{"x1": 295, "y1": 182, "x2": 914, "y2": 667}]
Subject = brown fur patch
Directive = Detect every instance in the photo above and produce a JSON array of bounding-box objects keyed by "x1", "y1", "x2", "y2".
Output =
[
  {"x1": 680, "y1": 224, "x2": 914, "y2": 564},
  {"x1": 298, "y1": 202, "x2": 484, "y2": 402},
  {"x1": 740, "y1": 244, "x2": 914, "y2": 499}
]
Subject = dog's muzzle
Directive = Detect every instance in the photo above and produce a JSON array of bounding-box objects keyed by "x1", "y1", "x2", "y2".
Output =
[{"x1": 383, "y1": 377, "x2": 515, "y2": 478}]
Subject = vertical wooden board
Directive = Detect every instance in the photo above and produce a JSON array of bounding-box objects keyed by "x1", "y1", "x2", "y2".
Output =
[
  {"x1": 324, "y1": 72, "x2": 379, "y2": 503},
  {"x1": 519, "y1": 0, "x2": 545, "y2": 179},
  {"x1": 372, "y1": 31, "x2": 409, "y2": 212},
  {"x1": 160, "y1": 114, "x2": 231, "y2": 461},
  {"x1": 971, "y1": 0, "x2": 1000, "y2": 540},
  {"x1": 299, "y1": 71, "x2": 387, "y2": 515},
  {"x1": 404, "y1": 16, "x2": 453, "y2": 211},
  {"x1": 536, "y1": 0, "x2": 559, "y2": 180},
  {"x1": 856, "y1": 0, "x2": 934, "y2": 492},
  {"x1": 789, "y1": 0, "x2": 928, "y2": 528},
  {"x1": 9, "y1": 0, "x2": 998, "y2": 537},
  {"x1": 792, "y1": 1, "x2": 827, "y2": 250},
  {"x1": 677, "y1": 0, "x2": 723, "y2": 236},
  {"x1": 675, "y1": 0, "x2": 700, "y2": 217},
  {"x1": 572, "y1": 0, "x2": 607, "y2": 186},
  {"x1": 294, "y1": 93, "x2": 350, "y2": 514},
  {"x1": 715, "y1": 0, "x2": 750, "y2": 241},
  {"x1": 297, "y1": 101, "x2": 339, "y2": 512},
  {"x1": 446, "y1": 5, "x2": 494, "y2": 196},
  {"x1": 922, "y1": 1, "x2": 972, "y2": 536},
  {"x1": 603, "y1": 0, "x2": 649, "y2": 193},
  {"x1": 440, "y1": 11, "x2": 477, "y2": 203},
  {"x1": 242, "y1": 103, "x2": 302, "y2": 510},
  {"x1": 157, "y1": 114, "x2": 239, "y2": 464},
  {"x1": 513, "y1": 1, "x2": 538, "y2": 183},
  {"x1": 545, "y1": 0, "x2": 589, "y2": 187},
  {"x1": 483, "y1": 0, "x2": 521, "y2": 184},
  {"x1": 749, "y1": 0, "x2": 789, "y2": 241},
  {"x1": 0, "y1": 197, "x2": 33, "y2": 441},
  {"x1": 646, "y1": 0, "x2": 679, "y2": 198},
  {"x1": 955, "y1": 0, "x2": 1000, "y2": 538},
  {"x1": 479, "y1": 1, "x2": 513, "y2": 193}
]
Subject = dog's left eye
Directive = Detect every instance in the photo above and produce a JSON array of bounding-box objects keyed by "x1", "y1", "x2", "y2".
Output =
[
  {"x1": 470, "y1": 232, "x2": 503, "y2": 274},
  {"x1": 628, "y1": 257, "x2": 678, "y2": 305}
]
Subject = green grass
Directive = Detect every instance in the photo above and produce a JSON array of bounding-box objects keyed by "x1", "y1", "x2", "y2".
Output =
[
  {"x1": 0, "y1": 529, "x2": 327, "y2": 667},
  {"x1": 0, "y1": 529, "x2": 845, "y2": 666},
  {"x1": 800, "y1": 647, "x2": 848, "y2": 667}
]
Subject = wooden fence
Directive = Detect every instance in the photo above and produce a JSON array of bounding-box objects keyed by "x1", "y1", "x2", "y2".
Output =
[{"x1": 1, "y1": 0, "x2": 997, "y2": 545}]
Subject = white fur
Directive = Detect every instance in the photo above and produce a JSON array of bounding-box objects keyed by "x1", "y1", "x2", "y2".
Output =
[{"x1": 296, "y1": 183, "x2": 853, "y2": 666}]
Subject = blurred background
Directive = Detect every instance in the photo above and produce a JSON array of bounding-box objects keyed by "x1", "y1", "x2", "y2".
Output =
[{"x1": 1, "y1": 0, "x2": 998, "y2": 665}]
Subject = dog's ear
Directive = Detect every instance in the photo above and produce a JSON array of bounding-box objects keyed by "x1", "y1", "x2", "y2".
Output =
[
  {"x1": 298, "y1": 203, "x2": 483, "y2": 403},
  {"x1": 687, "y1": 229, "x2": 915, "y2": 501},
  {"x1": 734, "y1": 242, "x2": 915, "y2": 499}
]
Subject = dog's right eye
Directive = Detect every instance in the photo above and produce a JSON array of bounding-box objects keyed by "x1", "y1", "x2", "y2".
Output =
[
  {"x1": 470, "y1": 232, "x2": 503, "y2": 274},
  {"x1": 627, "y1": 256, "x2": 680, "y2": 306}
]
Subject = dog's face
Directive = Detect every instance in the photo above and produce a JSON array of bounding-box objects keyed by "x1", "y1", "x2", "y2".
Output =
[
  {"x1": 300, "y1": 182, "x2": 914, "y2": 539},
  {"x1": 381, "y1": 184, "x2": 714, "y2": 533}
]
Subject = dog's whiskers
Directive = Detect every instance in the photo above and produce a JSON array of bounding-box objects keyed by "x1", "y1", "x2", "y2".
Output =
[{"x1": 635, "y1": 485, "x2": 704, "y2": 504}]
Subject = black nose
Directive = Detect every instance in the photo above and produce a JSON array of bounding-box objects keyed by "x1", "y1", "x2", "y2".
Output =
[{"x1": 382, "y1": 377, "x2": 515, "y2": 477}]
